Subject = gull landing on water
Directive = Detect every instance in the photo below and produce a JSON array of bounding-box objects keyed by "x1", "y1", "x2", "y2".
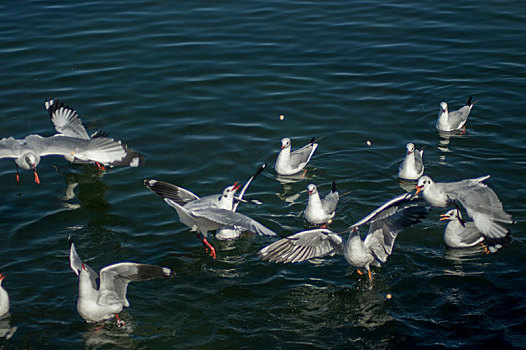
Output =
[
  {"x1": 415, "y1": 175, "x2": 513, "y2": 246},
  {"x1": 435, "y1": 96, "x2": 475, "y2": 133},
  {"x1": 440, "y1": 209, "x2": 511, "y2": 254},
  {"x1": 303, "y1": 181, "x2": 339, "y2": 226},
  {"x1": 398, "y1": 143, "x2": 424, "y2": 181},
  {"x1": 275, "y1": 137, "x2": 318, "y2": 176},
  {"x1": 259, "y1": 192, "x2": 427, "y2": 282},
  {"x1": 68, "y1": 236, "x2": 174, "y2": 324},
  {"x1": 144, "y1": 178, "x2": 276, "y2": 258}
]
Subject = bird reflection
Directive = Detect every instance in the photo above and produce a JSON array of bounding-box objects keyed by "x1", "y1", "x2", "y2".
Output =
[
  {"x1": 0, "y1": 316, "x2": 17, "y2": 340},
  {"x1": 82, "y1": 319, "x2": 136, "y2": 349},
  {"x1": 61, "y1": 167, "x2": 110, "y2": 213}
]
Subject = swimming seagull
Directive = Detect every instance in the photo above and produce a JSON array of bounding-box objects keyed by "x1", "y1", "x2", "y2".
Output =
[
  {"x1": 435, "y1": 96, "x2": 475, "y2": 132},
  {"x1": 44, "y1": 98, "x2": 143, "y2": 168},
  {"x1": 216, "y1": 163, "x2": 267, "y2": 240},
  {"x1": 259, "y1": 192, "x2": 427, "y2": 281},
  {"x1": 303, "y1": 181, "x2": 339, "y2": 225},
  {"x1": 68, "y1": 236, "x2": 174, "y2": 324},
  {"x1": 275, "y1": 137, "x2": 318, "y2": 175},
  {"x1": 0, "y1": 273, "x2": 9, "y2": 318},
  {"x1": 415, "y1": 175, "x2": 513, "y2": 239},
  {"x1": 398, "y1": 143, "x2": 424, "y2": 180},
  {"x1": 144, "y1": 179, "x2": 276, "y2": 258},
  {"x1": 439, "y1": 209, "x2": 511, "y2": 253}
]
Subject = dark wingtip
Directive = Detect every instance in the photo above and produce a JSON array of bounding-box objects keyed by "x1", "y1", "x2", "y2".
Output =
[
  {"x1": 91, "y1": 129, "x2": 110, "y2": 139},
  {"x1": 466, "y1": 96, "x2": 473, "y2": 106},
  {"x1": 68, "y1": 235, "x2": 73, "y2": 246},
  {"x1": 309, "y1": 137, "x2": 316, "y2": 144},
  {"x1": 332, "y1": 180, "x2": 337, "y2": 193},
  {"x1": 136, "y1": 264, "x2": 175, "y2": 280},
  {"x1": 253, "y1": 163, "x2": 267, "y2": 178}
]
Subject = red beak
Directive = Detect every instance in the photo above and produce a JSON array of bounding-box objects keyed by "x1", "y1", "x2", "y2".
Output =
[
  {"x1": 439, "y1": 214, "x2": 449, "y2": 221},
  {"x1": 232, "y1": 182, "x2": 241, "y2": 191},
  {"x1": 0, "y1": 273, "x2": 5, "y2": 282},
  {"x1": 415, "y1": 185, "x2": 423, "y2": 195}
]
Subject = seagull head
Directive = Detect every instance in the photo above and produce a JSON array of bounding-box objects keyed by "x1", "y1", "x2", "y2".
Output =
[
  {"x1": 307, "y1": 184, "x2": 317, "y2": 196},
  {"x1": 280, "y1": 138, "x2": 291, "y2": 150},
  {"x1": 439, "y1": 102, "x2": 448, "y2": 115},
  {"x1": 415, "y1": 175, "x2": 433, "y2": 195},
  {"x1": 0, "y1": 273, "x2": 5, "y2": 284},
  {"x1": 24, "y1": 153, "x2": 39, "y2": 169},
  {"x1": 221, "y1": 182, "x2": 241, "y2": 200},
  {"x1": 439, "y1": 209, "x2": 457, "y2": 221},
  {"x1": 406, "y1": 143, "x2": 415, "y2": 154}
]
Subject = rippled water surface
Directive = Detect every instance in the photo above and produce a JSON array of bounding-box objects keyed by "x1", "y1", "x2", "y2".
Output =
[{"x1": 0, "y1": 0, "x2": 525, "y2": 348}]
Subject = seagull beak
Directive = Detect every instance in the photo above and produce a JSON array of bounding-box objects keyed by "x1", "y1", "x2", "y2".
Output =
[
  {"x1": 439, "y1": 214, "x2": 449, "y2": 221},
  {"x1": 415, "y1": 185, "x2": 423, "y2": 195},
  {"x1": 0, "y1": 273, "x2": 5, "y2": 282},
  {"x1": 232, "y1": 182, "x2": 241, "y2": 191}
]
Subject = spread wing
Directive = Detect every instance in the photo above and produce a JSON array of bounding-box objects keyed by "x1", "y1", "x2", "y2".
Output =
[
  {"x1": 45, "y1": 98, "x2": 90, "y2": 140},
  {"x1": 258, "y1": 228, "x2": 344, "y2": 263},
  {"x1": 348, "y1": 193, "x2": 428, "y2": 264},
  {"x1": 233, "y1": 163, "x2": 267, "y2": 211},
  {"x1": 0, "y1": 137, "x2": 24, "y2": 159},
  {"x1": 190, "y1": 207, "x2": 276, "y2": 236},
  {"x1": 144, "y1": 179, "x2": 200, "y2": 205},
  {"x1": 98, "y1": 263, "x2": 173, "y2": 307}
]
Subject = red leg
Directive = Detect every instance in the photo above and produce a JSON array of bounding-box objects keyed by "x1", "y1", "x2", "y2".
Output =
[
  {"x1": 34, "y1": 170, "x2": 40, "y2": 184},
  {"x1": 196, "y1": 233, "x2": 217, "y2": 259},
  {"x1": 115, "y1": 314, "x2": 125, "y2": 327}
]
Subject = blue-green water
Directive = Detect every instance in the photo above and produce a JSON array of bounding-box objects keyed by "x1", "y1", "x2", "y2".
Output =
[{"x1": 0, "y1": 0, "x2": 525, "y2": 348}]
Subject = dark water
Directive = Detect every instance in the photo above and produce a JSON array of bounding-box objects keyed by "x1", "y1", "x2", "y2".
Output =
[{"x1": 0, "y1": 0, "x2": 525, "y2": 348}]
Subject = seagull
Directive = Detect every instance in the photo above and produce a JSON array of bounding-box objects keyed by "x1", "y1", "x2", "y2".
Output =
[
  {"x1": 0, "y1": 273, "x2": 9, "y2": 318},
  {"x1": 303, "y1": 181, "x2": 339, "y2": 226},
  {"x1": 69, "y1": 236, "x2": 174, "y2": 324},
  {"x1": 44, "y1": 98, "x2": 143, "y2": 169},
  {"x1": 259, "y1": 192, "x2": 427, "y2": 281},
  {"x1": 216, "y1": 163, "x2": 267, "y2": 240},
  {"x1": 144, "y1": 179, "x2": 276, "y2": 258},
  {"x1": 435, "y1": 96, "x2": 475, "y2": 132},
  {"x1": 398, "y1": 143, "x2": 424, "y2": 180},
  {"x1": 415, "y1": 175, "x2": 513, "y2": 240},
  {"x1": 275, "y1": 137, "x2": 318, "y2": 176},
  {"x1": 439, "y1": 209, "x2": 511, "y2": 253}
]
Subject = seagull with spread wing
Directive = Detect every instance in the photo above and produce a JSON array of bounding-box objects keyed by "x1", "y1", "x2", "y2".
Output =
[
  {"x1": 69, "y1": 236, "x2": 174, "y2": 324},
  {"x1": 259, "y1": 192, "x2": 427, "y2": 281}
]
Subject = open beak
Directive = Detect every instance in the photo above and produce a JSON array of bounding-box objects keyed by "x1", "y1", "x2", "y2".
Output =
[
  {"x1": 439, "y1": 214, "x2": 449, "y2": 221},
  {"x1": 415, "y1": 185, "x2": 423, "y2": 195},
  {"x1": 0, "y1": 273, "x2": 5, "y2": 282},
  {"x1": 232, "y1": 182, "x2": 241, "y2": 191}
]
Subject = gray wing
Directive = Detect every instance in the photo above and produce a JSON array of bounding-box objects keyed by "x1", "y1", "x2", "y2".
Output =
[
  {"x1": 45, "y1": 99, "x2": 90, "y2": 140},
  {"x1": 98, "y1": 263, "x2": 173, "y2": 307},
  {"x1": 68, "y1": 236, "x2": 98, "y2": 290},
  {"x1": 144, "y1": 179, "x2": 200, "y2": 205},
  {"x1": 348, "y1": 193, "x2": 427, "y2": 264},
  {"x1": 258, "y1": 229, "x2": 344, "y2": 263},
  {"x1": 457, "y1": 222, "x2": 485, "y2": 246},
  {"x1": 448, "y1": 105, "x2": 471, "y2": 128},
  {"x1": 0, "y1": 137, "x2": 23, "y2": 159},
  {"x1": 191, "y1": 207, "x2": 276, "y2": 236},
  {"x1": 414, "y1": 149, "x2": 424, "y2": 174},
  {"x1": 322, "y1": 184, "x2": 339, "y2": 215},
  {"x1": 289, "y1": 142, "x2": 318, "y2": 169},
  {"x1": 28, "y1": 134, "x2": 139, "y2": 166}
]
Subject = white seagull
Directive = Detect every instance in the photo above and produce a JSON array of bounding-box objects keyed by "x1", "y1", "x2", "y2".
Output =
[
  {"x1": 259, "y1": 192, "x2": 427, "y2": 281},
  {"x1": 144, "y1": 179, "x2": 276, "y2": 258},
  {"x1": 0, "y1": 273, "x2": 9, "y2": 318},
  {"x1": 398, "y1": 143, "x2": 424, "y2": 180},
  {"x1": 439, "y1": 209, "x2": 511, "y2": 253},
  {"x1": 415, "y1": 175, "x2": 513, "y2": 240},
  {"x1": 69, "y1": 236, "x2": 174, "y2": 324},
  {"x1": 303, "y1": 181, "x2": 339, "y2": 225},
  {"x1": 216, "y1": 163, "x2": 267, "y2": 240},
  {"x1": 435, "y1": 96, "x2": 475, "y2": 132},
  {"x1": 275, "y1": 137, "x2": 318, "y2": 175}
]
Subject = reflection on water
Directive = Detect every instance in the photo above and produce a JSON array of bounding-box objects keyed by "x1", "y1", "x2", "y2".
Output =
[
  {"x1": 82, "y1": 320, "x2": 136, "y2": 349},
  {"x1": 0, "y1": 316, "x2": 17, "y2": 340},
  {"x1": 61, "y1": 169, "x2": 110, "y2": 213},
  {"x1": 443, "y1": 246, "x2": 488, "y2": 276}
]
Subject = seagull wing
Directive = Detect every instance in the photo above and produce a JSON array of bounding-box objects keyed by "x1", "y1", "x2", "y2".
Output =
[
  {"x1": 191, "y1": 207, "x2": 276, "y2": 236},
  {"x1": 68, "y1": 237, "x2": 98, "y2": 290},
  {"x1": 98, "y1": 263, "x2": 173, "y2": 307},
  {"x1": 0, "y1": 137, "x2": 23, "y2": 159},
  {"x1": 289, "y1": 142, "x2": 318, "y2": 169},
  {"x1": 258, "y1": 229, "x2": 344, "y2": 263},
  {"x1": 144, "y1": 179, "x2": 200, "y2": 205},
  {"x1": 45, "y1": 98, "x2": 90, "y2": 140}
]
